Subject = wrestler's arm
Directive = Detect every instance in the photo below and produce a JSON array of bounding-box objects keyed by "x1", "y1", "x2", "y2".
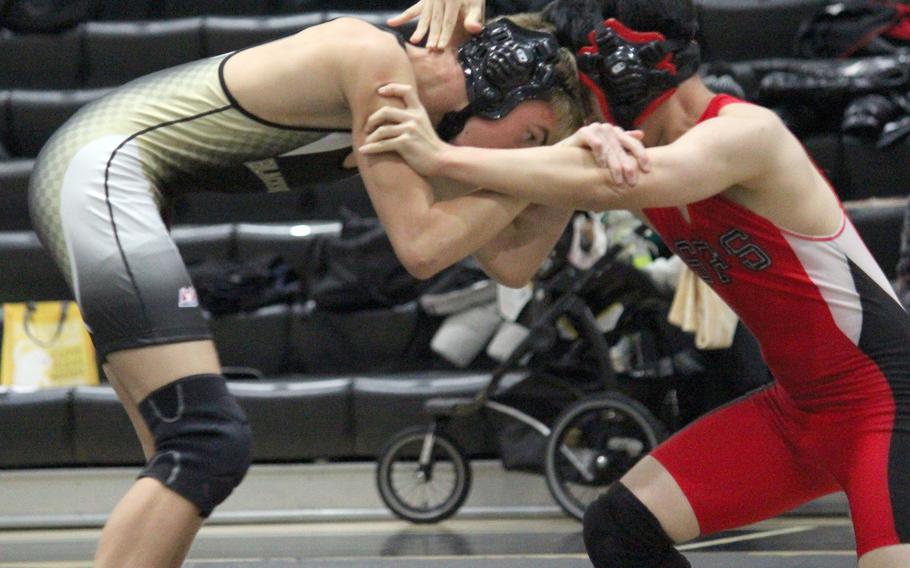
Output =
[
  {"x1": 342, "y1": 21, "x2": 528, "y2": 279},
  {"x1": 426, "y1": 174, "x2": 572, "y2": 287},
  {"x1": 473, "y1": 204, "x2": 573, "y2": 287},
  {"x1": 433, "y1": 105, "x2": 787, "y2": 211},
  {"x1": 361, "y1": 102, "x2": 783, "y2": 211}
]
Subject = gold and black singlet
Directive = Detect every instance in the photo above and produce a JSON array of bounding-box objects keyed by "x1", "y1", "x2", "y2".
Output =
[{"x1": 27, "y1": 44, "x2": 379, "y2": 357}]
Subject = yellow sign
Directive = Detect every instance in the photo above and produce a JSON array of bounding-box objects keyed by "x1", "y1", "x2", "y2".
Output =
[{"x1": 1, "y1": 302, "x2": 99, "y2": 388}]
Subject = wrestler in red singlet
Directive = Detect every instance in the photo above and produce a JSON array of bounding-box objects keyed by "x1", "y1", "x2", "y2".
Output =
[{"x1": 648, "y1": 94, "x2": 910, "y2": 556}]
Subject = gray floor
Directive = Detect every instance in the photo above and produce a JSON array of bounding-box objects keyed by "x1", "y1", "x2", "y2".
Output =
[
  {"x1": 0, "y1": 516, "x2": 857, "y2": 567},
  {"x1": 0, "y1": 462, "x2": 858, "y2": 567}
]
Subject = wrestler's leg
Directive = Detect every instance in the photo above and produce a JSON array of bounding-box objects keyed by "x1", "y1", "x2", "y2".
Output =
[
  {"x1": 96, "y1": 341, "x2": 225, "y2": 568},
  {"x1": 582, "y1": 386, "x2": 840, "y2": 568},
  {"x1": 102, "y1": 365, "x2": 198, "y2": 567},
  {"x1": 837, "y1": 412, "x2": 910, "y2": 567},
  {"x1": 104, "y1": 364, "x2": 154, "y2": 459},
  {"x1": 31, "y1": 135, "x2": 249, "y2": 568},
  {"x1": 88, "y1": 239, "x2": 247, "y2": 568}
]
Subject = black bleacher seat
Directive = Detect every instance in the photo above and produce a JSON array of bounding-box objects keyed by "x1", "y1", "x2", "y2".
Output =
[
  {"x1": 1, "y1": 0, "x2": 96, "y2": 34},
  {"x1": 0, "y1": 91, "x2": 10, "y2": 159},
  {"x1": 210, "y1": 304, "x2": 292, "y2": 376},
  {"x1": 234, "y1": 221, "x2": 340, "y2": 276},
  {"x1": 844, "y1": 137, "x2": 910, "y2": 200},
  {"x1": 698, "y1": 0, "x2": 827, "y2": 62},
  {"x1": 94, "y1": 0, "x2": 152, "y2": 21},
  {"x1": 230, "y1": 379, "x2": 356, "y2": 460},
  {"x1": 203, "y1": 13, "x2": 323, "y2": 55},
  {"x1": 154, "y1": 0, "x2": 269, "y2": 19},
  {"x1": 71, "y1": 386, "x2": 146, "y2": 466},
  {"x1": 288, "y1": 302, "x2": 424, "y2": 374},
  {"x1": 71, "y1": 379, "x2": 359, "y2": 465},
  {"x1": 0, "y1": 231, "x2": 71, "y2": 302},
  {"x1": 171, "y1": 191, "x2": 316, "y2": 225},
  {"x1": 0, "y1": 159, "x2": 34, "y2": 231},
  {"x1": 83, "y1": 19, "x2": 206, "y2": 88},
  {"x1": 0, "y1": 388, "x2": 74, "y2": 467},
  {"x1": 845, "y1": 198, "x2": 906, "y2": 281},
  {"x1": 0, "y1": 29, "x2": 82, "y2": 89},
  {"x1": 351, "y1": 373, "x2": 505, "y2": 457},
  {"x1": 171, "y1": 223, "x2": 235, "y2": 263},
  {"x1": 7, "y1": 89, "x2": 108, "y2": 158}
]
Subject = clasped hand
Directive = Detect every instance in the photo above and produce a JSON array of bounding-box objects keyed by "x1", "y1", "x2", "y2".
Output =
[
  {"x1": 562, "y1": 123, "x2": 652, "y2": 186},
  {"x1": 359, "y1": 83, "x2": 448, "y2": 177}
]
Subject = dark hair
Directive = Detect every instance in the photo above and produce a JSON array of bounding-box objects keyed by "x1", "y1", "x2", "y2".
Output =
[{"x1": 542, "y1": 0, "x2": 698, "y2": 52}]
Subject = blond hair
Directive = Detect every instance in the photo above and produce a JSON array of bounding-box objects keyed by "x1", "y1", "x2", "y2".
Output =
[{"x1": 496, "y1": 12, "x2": 587, "y2": 141}]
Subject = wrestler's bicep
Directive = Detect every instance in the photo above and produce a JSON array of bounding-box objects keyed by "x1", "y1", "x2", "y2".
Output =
[
  {"x1": 625, "y1": 113, "x2": 784, "y2": 209},
  {"x1": 342, "y1": 35, "x2": 437, "y2": 249}
]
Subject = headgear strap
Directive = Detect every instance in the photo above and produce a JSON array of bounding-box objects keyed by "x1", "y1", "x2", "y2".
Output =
[
  {"x1": 577, "y1": 18, "x2": 700, "y2": 129},
  {"x1": 437, "y1": 19, "x2": 567, "y2": 141}
]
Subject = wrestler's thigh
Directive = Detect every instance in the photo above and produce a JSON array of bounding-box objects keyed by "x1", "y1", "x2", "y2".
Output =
[{"x1": 632, "y1": 386, "x2": 839, "y2": 541}]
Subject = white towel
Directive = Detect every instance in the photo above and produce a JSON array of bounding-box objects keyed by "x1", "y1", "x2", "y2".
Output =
[{"x1": 668, "y1": 265, "x2": 739, "y2": 350}]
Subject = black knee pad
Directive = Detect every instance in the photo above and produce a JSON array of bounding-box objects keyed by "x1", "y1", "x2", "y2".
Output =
[
  {"x1": 138, "y1": 374, "x2": 253, "y2": 517},
  {"x1": 583, "y1": 483, "x2": 691, "y2": 568}
]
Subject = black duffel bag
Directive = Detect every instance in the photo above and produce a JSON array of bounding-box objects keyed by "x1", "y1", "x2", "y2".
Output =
[
  {"x1": 307, "y1": 212, "x2": 432, "y2": 312},
  {"x1": 188, "y1": 255, "x2": 300, "y2": 316},
  {"x1": 797, "y1": 0, "x2": 910, "y2": 58}
]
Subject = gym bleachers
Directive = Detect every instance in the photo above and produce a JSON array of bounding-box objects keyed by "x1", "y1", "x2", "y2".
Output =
[
  {"x1": 203, "y1": 13, "x2": 324, "y2": 54},
  {"x1": 0, "y1": 373, "x2": 508, "y2": 467},
  {"x1": 82, "y1": 19, "x2": 207, "y2": 87},
  {"x1": 0, "y1": 0, "x2": 907, "y2": 469},
  {"x1": 0, "y1": 160, "x2": 33, "y2": 231},
  {"x1": 0, "y1": 28, "x2": 82, "y2": 89}
]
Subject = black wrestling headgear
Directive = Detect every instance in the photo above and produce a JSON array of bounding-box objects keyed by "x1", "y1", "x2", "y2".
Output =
[
  {"x1": 577, "y1": 18, "x2": 701, "y2": 129},
  {"x1": 437, "y1": 19, "x2": 566, "y2": 141}
]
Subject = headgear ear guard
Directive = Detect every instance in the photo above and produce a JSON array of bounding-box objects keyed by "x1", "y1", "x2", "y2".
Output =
[
  {"x1": 577, "y1": 18, "x2": 701, "y2": 129},
  {"x1": 437, "y1": 19, "x2": 567, "y2": 141}
]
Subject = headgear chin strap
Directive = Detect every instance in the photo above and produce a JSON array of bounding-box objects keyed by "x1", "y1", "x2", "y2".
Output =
[
  {"x1": 437, "y1": 19, "x2": 565, "y2": 141},
  {"x1": 577, "y1": 18, "x2": 701, "y2": 129}
]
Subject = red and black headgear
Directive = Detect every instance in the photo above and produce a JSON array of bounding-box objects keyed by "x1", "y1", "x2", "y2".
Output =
[{"x1": 577, "y1": 18, "x2": 701, "y2": 129}]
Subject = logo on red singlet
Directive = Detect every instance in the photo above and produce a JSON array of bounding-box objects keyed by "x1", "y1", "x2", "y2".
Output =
[
  {"x1": 178, "y1": 286, "x2": 199, "y2": 308},
  {"x1": 674, "y1": 229, "x2": 772, "y2": 285}
]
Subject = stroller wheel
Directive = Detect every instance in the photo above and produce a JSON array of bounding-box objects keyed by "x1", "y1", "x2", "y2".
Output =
[
  {"x1": 544, "y1": 392, "x2": 666, "y2": 521},
  {"x1": 376, "y1": 426, "x2": 472, "y2": 523}
]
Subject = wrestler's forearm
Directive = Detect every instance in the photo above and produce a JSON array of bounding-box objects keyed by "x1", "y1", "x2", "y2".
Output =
[
  {"x1": 436, "y1": 145, "x2": 623, "y2": 211},
  {"x1": 393, "y1": 188, "x2": 528, "y2": 279},
  {"x1": 475, "y1": 204, "x2": 572, "y2": 287}
]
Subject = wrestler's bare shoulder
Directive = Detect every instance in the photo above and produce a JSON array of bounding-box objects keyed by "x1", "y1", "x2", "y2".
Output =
[{"x1": 716, "y1": 100, "x2": 785, "y2": 128}]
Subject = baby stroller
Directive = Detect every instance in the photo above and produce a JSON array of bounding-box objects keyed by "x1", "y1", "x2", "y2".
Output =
[{"x1": 375, "y1": 225, "x2": 695, "y2": 523}]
